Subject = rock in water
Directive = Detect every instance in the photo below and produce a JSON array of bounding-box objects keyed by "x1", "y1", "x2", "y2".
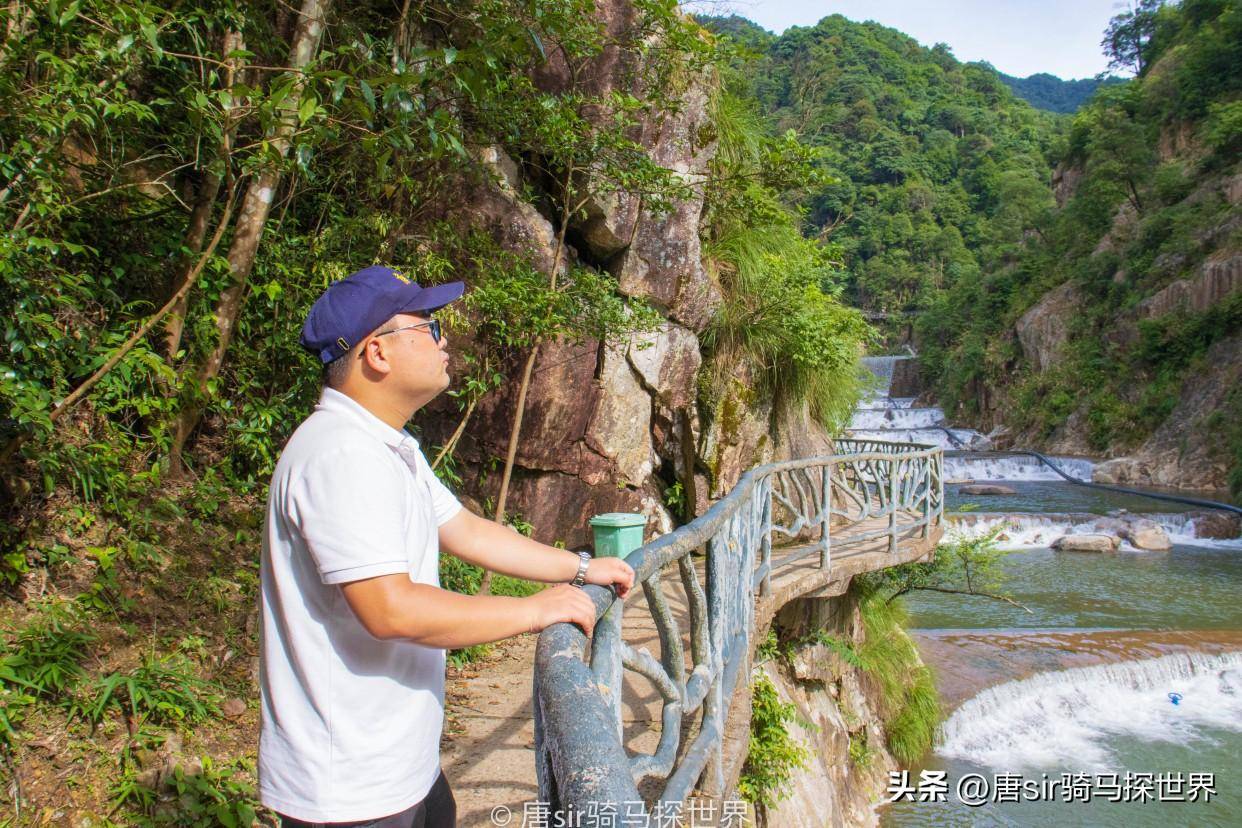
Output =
[
  {"x1": 1188, "y1": 511, "x2": 1242, "y2": 540},
  {"x1": 1121, "y1": 519, "x2": 1172, "y2": 551},
  {"x1": 959, "y1": 484, "x2": 1017, "y2": 495},
  {"x1": 1052, "y1": 534, "x2": 1119, "y2": 552}
]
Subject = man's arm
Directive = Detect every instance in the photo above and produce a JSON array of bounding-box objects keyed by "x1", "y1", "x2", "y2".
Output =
[
  {"x1": 438, "y1": 508, "x2": 635, "y2": 597},
  {"x1": 340, "y1": 575, "x2": 598, "y2": 646}
]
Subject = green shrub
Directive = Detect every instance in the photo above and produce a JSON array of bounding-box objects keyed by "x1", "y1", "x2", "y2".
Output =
[
  {"x1": 113, "y1": 755, "x2": 263, "y2": 827},
  {"x1": 74, "y1": 650, "x2": 221, "y2": 730},
  {"x1": 856, "y1": 595, "x2": 941, "y2": 765},
  {"x1": 737, "y1": 671, "x2": 811, "y2": 808}
]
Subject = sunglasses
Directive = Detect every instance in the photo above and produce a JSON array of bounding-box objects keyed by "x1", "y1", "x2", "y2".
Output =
[{"x1": 374, "y1": 318, "x2": 442, "y2": 344}]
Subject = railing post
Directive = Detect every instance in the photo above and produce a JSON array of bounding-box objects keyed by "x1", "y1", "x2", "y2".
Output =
[
  {"x1": 589, "y1": 512, "x2": 647, "y2": 739},
  {"x1": 922, "y1": 456, "x2": 932, "y2": 538},
  {"x1": 888, "y1": 457, "x2": 898, "y2": 554},
  {"x1": 760, "y1": 480, "x2": 773, "y2": 596},
  {"x1": 820, "y1": 463, "x2": 832, "y2": 569}
]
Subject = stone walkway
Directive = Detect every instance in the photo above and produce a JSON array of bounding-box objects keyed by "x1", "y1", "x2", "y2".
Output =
[{"x1": 440, "y1": 516, "x2": 942, "y2": 827}]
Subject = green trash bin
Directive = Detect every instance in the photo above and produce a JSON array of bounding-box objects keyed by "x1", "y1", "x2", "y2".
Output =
[{"x1": 588, "y1": 512, "x2": 647, "y2": 559}]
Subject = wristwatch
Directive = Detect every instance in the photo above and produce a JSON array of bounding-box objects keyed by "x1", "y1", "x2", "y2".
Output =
[{"x1": 571, "y1": 550, "x2": 592, "y2": 587}]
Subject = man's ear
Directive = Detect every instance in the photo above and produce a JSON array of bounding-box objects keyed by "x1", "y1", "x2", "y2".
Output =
[{"x1": 360, "y1": 335, "x2": 394, "y2": 376}]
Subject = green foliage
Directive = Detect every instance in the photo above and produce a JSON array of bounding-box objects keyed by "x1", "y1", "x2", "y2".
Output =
[
  {"x1": 854, "y1": 593, "x2": 941, "y2": 765},
  {"x1": 700, "y1": 84, "x2": 871, "y2": 430},
  {"x1": 997, "y1": 71, "x2": 1123, "y2": 114},
  {"x1": 704, "y1": 12, "x2": 1060, "y2": 349},
  {"x1": 753, "y1": 628, "x2": 780, "y2": 664},
  {"x1": 113, "y1": 755, "x2": 261, "y2": 827},
  {"x1": 861, "y1": 526, "x2": 1014, "y2": 607},
  {"x1": 2, "y1": 600, "x2": 95, "y2": 699},
  {"x1": 737, "y1": 670, "x2": 811, "y2": 808},
  {"x1": 0, "y1": 600, "x2": 95, "y2": 745},
  {"x1": 74, "y1": 649, "x2": 221, "y2": 729},
  {"x1": 915, "y1": 0, "x2": 1242, "y2": 479},
  {"x1": 848, "y1": 729, "x2": 875, "y2": 768},
  {"x1": 1102, "y1": 0, "x2": 1164, "y2": 75}
]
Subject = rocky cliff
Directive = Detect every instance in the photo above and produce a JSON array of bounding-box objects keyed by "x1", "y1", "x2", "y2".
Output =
[
  {"x1": 419, "y1": 3, "x2": 832, "y2": 547},
  {"x1": 964, "y1": 158, "x2": 1241, "y2": 493},
  {"x1": 757, "y1": 590, "x2": 906, "y2": 827}
]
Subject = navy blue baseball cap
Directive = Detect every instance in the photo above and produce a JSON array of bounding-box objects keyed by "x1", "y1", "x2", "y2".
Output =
[{"x1": 300, "y1": 265, "x2": 465, "y2": 364}]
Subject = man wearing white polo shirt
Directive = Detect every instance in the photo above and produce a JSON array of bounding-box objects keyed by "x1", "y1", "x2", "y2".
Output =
[{"x1": 259, "y1": 266, "x2": 635, "y2": 827}]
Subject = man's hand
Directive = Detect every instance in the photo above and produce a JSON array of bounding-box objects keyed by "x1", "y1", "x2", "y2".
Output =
[
  {"x1": 526, "y1": 583, "x2": 598, "y2": 637},
  {"x1": 584, "y1": 557, "x2": 636, "y2": 599}
]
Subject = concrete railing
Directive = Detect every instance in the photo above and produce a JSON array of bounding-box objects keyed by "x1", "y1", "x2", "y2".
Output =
[{"x1": 532, "y1": 440, "x2": 944, "y2": 822}]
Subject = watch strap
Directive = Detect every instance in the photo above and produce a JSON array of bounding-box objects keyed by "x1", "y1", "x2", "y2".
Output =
[{"x1": 571, "y1": 550, "x2": 591, "y2": 587}]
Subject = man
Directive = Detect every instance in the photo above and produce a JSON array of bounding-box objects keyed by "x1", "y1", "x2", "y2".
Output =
[{"x1": 259, "y1": 265, "x2": 636, "y2": 827}]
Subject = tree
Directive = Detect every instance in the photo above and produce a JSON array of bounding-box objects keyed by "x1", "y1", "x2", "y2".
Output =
[
  {"x1": 861, "y1": 528, "x2": 1030, "y2": 611},
  {"x1": 1102, "y1": 0, "x2": 1164, "y2": 76},
  {"x1": 169, "y1": 0, "x2": 331, "y2": 475}
]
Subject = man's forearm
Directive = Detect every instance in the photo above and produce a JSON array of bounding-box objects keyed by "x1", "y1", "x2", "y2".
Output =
[
  {"x1": 440, "y1": 510, "x2": 580, "y2": 583},
  {"x1": 340, "y1": 576, "x2": 598, "y2": 647},
  {"x1": 347, "y1": 579, "x2": 537, "y2": 647}
]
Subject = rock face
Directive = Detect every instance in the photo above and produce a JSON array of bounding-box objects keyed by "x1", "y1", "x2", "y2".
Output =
[
  {"x1": 1135, "y1": 250, "x2": 1242, "y2": 319},
  {"x1": 763, "y1": 591, "x2": 901, "y2": 828},
  {"x1": 888, "y1": 357, "x2": 924, "y2": 398},
  {"x1": 419, "y1": 3, "x2": 787, "y2": 548},
  {"x1": 1052, "y1": 534, "x2": 1119, "y2": 552},
  {"x1": 1093, "y1": 334, "x2": 1242, "y2": 492},
  {"x1": 1015, "y1": 281, "x2": 1080, "y2": 373}
]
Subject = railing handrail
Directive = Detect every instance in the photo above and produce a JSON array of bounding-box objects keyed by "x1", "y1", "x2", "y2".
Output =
[
  {"x1": 626, "y1": 440, "x2": 941, "y2": 583},
  {"x1": 533, "y1": 440, "x2": 945, "y2": 819}
]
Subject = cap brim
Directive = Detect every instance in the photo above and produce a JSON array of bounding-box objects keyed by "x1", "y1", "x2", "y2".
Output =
[{"x1": 396, "y1": 281, "x2": 465, "y2": 314}]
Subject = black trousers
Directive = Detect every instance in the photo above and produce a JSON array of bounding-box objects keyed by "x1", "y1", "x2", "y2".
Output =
[{"x1": 279, "y1": 770, "x2": 456, "y2": 828}]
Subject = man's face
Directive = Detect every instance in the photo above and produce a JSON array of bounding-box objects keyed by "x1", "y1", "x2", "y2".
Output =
[{"x1": 372, "y1": 312, "x2": 450, "y2": 403}]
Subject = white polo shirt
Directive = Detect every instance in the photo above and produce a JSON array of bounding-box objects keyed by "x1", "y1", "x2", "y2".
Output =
[{"x1": 258, "y1": 387, "x2": 462, "y2": 822}]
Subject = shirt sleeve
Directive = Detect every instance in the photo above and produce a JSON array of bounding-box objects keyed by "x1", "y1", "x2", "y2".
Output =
[
  {"x1": 413, "y1": 445, "x2": 462, "y2": 526},
  {"x1": 288, "y1": 444, "x2": 412, "y2": 585}
]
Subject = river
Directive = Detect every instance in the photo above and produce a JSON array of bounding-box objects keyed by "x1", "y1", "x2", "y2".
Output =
[{"x1": 857, "y1": 357, "x2": 1242, "y2": 828}]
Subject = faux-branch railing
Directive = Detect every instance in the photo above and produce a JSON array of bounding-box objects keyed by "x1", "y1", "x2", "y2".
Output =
[{"x1": 532, "y1": 439, "x2": 944, "y2": 820}]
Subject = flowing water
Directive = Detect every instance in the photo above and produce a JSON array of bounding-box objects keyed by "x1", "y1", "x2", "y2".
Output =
[{"x1": 858, "y1": 357, "x2": 1242, "y2": 827}]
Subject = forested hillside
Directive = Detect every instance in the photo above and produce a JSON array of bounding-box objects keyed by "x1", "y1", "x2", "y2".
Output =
[
  {"x1": 707, "y1": 2, "x2": 1241, "y2": 496},
  {"x1": 996, "y1": 71, "x2": 1120, "y2": 114},
  {"x1": 917, "y1": 0, "x2": 1241, "y2": 495},
  {"x1": 701, "y1": 14, "x2": 1061, "y2": 344}
]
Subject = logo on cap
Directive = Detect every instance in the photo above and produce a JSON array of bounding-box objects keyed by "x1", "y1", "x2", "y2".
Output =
[{"x1": 392, "y1": 271, "x2": 410, "y2": 284}]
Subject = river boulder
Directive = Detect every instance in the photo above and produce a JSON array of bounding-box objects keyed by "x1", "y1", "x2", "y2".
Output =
[
  {"x1": 1121, "y1": 519, "x2": 1172, "y2": 551},
  {"x1": 1188, "y1": 511, "x2": 1242, "y2": 540},
  {"x1": 959, "y1": 484, "x2": 1017, "y2": 495},
  {"x1": 1052, "y1": 534, "x2": 1119, "y2": 552}
]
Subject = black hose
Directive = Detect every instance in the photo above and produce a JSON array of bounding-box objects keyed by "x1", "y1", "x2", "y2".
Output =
[{"x1": 947, "y1": 449, "x2": 1242, "y2": 515}]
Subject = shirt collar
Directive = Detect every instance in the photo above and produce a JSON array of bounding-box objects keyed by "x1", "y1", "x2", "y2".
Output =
[{"x1": 315, "y1": 387, "x2": 419, "y2": 450}]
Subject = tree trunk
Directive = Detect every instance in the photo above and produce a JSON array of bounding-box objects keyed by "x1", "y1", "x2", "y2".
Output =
[
  {"x1": 168, "y1": 0, "x2": 330, "y2": 474},
  {"x1": 163, "y1": 29, "x2": 244, "y2": 362}
]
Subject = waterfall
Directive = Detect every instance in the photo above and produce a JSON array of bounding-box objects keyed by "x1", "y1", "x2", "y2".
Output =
[
  {"x1": 855, "y1": 356, "x2": 989, "y2": 448},
  {"x1": 938, "y1": 652, "x2": 1242, "y2": 770},
  {"x1": 860, "y1": 355, "x2": 907, "y2": 398},
  {"x1": 945, "y1": 453, "x2": 1096, "y2": 482},
  {"x1": 945, "y1": 512, "x2": 1242, "y2": 549},
  {"x1": 850, "y1": 407, "x2": 946, "y2": 430}
]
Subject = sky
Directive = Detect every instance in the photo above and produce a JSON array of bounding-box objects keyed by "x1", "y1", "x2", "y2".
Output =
[{"x1": 687, "y1": 0, "x2": 1127, "y2": 79}]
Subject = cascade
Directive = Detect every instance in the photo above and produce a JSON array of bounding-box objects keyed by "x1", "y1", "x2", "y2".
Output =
[
  {"x1": 938, "y1": 652, "x2": 1242, "y2": 770},
  {"x1": 850, "y1": 407, "x2": 946, "y2": 430},
  {"x1": 945, "y1": 512, "x2": 1242, "y2": 550},
  {"x1": 943, "y1": 453, "x2": 1096, "y2": 482}
]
